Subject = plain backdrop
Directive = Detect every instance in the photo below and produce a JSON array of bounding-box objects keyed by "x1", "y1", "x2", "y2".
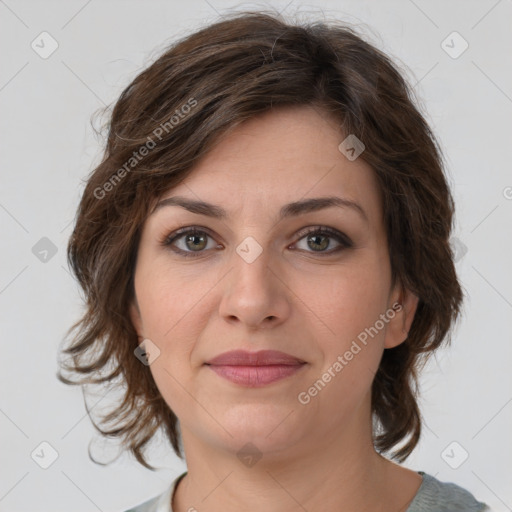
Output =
[{"x1": 1, "y1": 1, "x2": 511, "y2": 511}]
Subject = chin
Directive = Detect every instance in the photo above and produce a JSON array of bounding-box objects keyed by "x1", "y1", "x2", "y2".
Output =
[{"x1": 217, "y1": 402, "x2": 306, "y2": 455}]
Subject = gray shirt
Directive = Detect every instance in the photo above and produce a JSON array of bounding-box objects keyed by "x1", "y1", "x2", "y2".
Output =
[{"x1": 124, "y1": 471, "x2": 491, "y2": 511}]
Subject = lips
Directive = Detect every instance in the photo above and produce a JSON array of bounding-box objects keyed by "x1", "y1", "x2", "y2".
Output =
[
  {"x1": 205, "y1": 350, "x2": 307, "y2": 387},
  {"x1": 205, "y1": 350, "x2": 306, "y2": 366}
]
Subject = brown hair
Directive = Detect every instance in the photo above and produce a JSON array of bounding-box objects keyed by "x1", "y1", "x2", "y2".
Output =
[{"x1": 57, "y1": 10, "x2": 463, "y2": 469}]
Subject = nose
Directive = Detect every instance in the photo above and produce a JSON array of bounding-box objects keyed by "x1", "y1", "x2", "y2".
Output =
[{"x1": 218, "y1": 245, "x2": 291, "y2": 331}]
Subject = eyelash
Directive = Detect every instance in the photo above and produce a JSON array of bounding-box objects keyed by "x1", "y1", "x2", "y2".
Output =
[{"x1": 161, "y1": 225, "x2": 353, "y2": 258}]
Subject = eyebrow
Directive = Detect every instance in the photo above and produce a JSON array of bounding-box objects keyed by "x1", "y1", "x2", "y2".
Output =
[{"x1": 152, "y1": 195, "x2": 368, "y2": 223}]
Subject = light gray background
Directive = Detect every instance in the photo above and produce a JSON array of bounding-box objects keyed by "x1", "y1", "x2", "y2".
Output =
[{"x1": 1, "y1": 1, "x2": 511, "y2": 511}]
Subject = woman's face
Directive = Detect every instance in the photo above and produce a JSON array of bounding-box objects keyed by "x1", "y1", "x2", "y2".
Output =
[{"x1": 130, "y1": 105, "x2": 417, "y2": 460}]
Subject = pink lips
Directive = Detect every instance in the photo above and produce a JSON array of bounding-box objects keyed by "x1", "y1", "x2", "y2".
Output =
[{"x1": 205, "y1": 350, "x2": 306, "y2": 387}]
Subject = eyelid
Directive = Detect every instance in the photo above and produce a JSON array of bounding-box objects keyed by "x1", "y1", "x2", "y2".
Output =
[
  {"x1": 293, "y1": 225, "x2": 353, "y2": 248},
  {"x1": 161, "y1": 225, "x2": 218, "y2": 246}
]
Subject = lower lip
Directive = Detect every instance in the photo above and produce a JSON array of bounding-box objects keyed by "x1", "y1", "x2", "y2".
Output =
[{"x1": 207, "y1": 364, "x2": 305, "y2": 387}]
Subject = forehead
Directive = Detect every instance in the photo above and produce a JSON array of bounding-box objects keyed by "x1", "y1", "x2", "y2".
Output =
[{"x1": 158, "y1": 105, "x2": 383, "y2": 227}]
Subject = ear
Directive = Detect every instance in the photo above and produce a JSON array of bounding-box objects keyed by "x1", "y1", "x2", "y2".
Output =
[
  {"x1": 129, "y1": 299, "x2": 144, "y2": 339},
  {"x1": 383, "y1": 283, "x2": 419, "y2": 349}
]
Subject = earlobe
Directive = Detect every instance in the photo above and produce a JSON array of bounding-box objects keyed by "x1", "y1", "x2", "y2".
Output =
[{"x1": 383, "y1": 286, "x2": 419, "y2": 349}]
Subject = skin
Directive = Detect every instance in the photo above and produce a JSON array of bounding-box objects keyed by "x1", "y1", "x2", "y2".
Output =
[{"x1": 130, "y1": 105, "x2": 422, "y2": 512}]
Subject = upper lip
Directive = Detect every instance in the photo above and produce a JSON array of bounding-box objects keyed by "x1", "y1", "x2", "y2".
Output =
[{"x1": 205, "y1": 350, "x2": 306, "y2": 366}]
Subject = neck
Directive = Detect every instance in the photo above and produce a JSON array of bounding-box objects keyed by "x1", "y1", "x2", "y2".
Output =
[{"x1": 172, "y1": 402, "x2": 419, "y2": 511}]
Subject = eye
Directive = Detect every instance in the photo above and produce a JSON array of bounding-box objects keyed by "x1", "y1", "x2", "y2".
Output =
[
  {"x1": 162, "y1": 225, "x2": 352, "y2": 258},
  {"x1": 292, "y1": 226, "x2": 352, "y2": 255},
  {"x1": 162, "y1": 227, "x2": 220, "y2": 257}
]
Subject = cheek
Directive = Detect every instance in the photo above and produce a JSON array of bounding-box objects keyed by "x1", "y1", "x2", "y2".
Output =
[
  {"x1": 135, "y1": 260, "x2": 197, "y2": 336},
  {"x1": 135, "y1": 262, "x2": 210, "y2": 382},
  {"x1": 137, "y1": 269, "x2": 203, "y2": 414},
  {"x1": 301, "y1": 268, "x2": 389, "y2": 413},
  {"x1": 300, "y1": 257, "x2": 390, "y2": 408},
  {"x1": 309, "y1": 257, "x2": 390, "y2": 348}
]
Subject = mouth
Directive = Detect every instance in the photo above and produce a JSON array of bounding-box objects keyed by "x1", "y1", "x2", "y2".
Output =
[{"x1": 204, "y1": 350, "x2": 307, "y2": 387}]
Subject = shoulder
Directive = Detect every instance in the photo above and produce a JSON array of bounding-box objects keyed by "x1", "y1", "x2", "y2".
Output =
[
  {"x1": 123, "y1": 472, "x2": 187, "y2": 512},
  {"x1": 407, "y1": 472, "x2": 491, "y2": 512}
]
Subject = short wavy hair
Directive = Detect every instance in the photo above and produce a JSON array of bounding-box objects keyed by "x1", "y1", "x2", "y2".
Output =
[{"x1": 57, "y1": 10, "x2": 464, "y2": 469}]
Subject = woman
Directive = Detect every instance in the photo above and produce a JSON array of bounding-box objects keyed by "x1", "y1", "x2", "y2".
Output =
[{"x1": 58, "y1": 11, "x2": 490, "y2": 512}]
